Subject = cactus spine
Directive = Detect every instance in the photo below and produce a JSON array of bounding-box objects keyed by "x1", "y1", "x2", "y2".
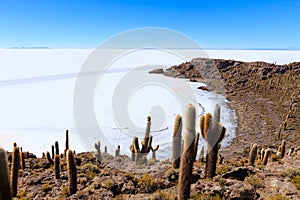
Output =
[
  {"x1": 66, "y1": 149, "x2": 77, "y2": 195},
  {"x1": 172, "y1": 114, "x2": 182, "y2": 169},
  {"x1": 178, "y1": 104, "x2": 196, "y2": 200},
  {"x1": 0, "y1": 148, "x2": 11, "y2": 200},
  {"x1": 11, "y1": 147, "x2": 20, "y2": 197},
  {"x1": 55, "y1": 141, "x2": 59, "y2": 155},
  {"x1": 262, "y1": 148, "x2": 271, "y2": 166},
  {"x1": 249, "y1": 143, "x2": 258, "y2": 166},
  {"x1": 200, "y1": 110, "x2": 226, "y2": 179},
  {"x1": 94, "y1": 141, "x2": 101, "y2": 163},
  {"x1": 54, "y1": 154, "x2": 60, "y2": 180}
]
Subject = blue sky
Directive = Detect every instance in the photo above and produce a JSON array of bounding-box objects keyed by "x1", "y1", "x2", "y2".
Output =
[{"x1": 0, "y1": 0, "x2": 299, "y2": 49}]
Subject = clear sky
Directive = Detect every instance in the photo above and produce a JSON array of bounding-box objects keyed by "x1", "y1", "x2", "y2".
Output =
[{"x1": 0, "y1": 0, "x2": 299, "y2": 49}]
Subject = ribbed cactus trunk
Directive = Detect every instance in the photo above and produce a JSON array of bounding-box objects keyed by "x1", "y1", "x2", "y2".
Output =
[
  {"x1": 11, "y1": 147, "x2": 20, "y2": 197},
  {"x1": 172, "y1": 115, "x2": 182, "y2": 169},
  {"x1": 133, "y1": 137, "x2": 141, "y2": 164},
  {"x1": 66, "y1": 149, "x2": 77, "y2": 195},
  {"x1": 0, "y1": 148, "x2": 12, "y2": 200},
  {"x1": 178, "y1": 104, "x2": 196, "y2": 200},
  {"x1": 249, "y1": 143, "x2": 258, "y2": 166},
  {"x1": 54, "y1": 154, "x2": 60, "y2": 180}
]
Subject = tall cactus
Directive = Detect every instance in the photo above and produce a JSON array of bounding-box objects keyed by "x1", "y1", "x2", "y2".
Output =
[
  {"x1": 51, "y1": 145, "x2": 55, "y2": 159},
  {"x1": 11, "y1": 147, "x2": 20, "y2": 197},
  {"x1": 66, "y1": 149, "x2": 77, "y2": 195},
  {"x1": 178, "y1": 104, "x2": 196, "y2": 200},
  {"x1": 193, "y1": 132, "x2": 200, "y2": 162},
  {"x1": 54, "y1": 154, "x2": 60, "y2": 180},
  {"x1": 46, "y1": 151, "x2": 54, "y2": 165},
  {"x1": 55, "y1": 141, "x2": 59, "y2": 155},
  {"x1": 249, "y1": 143, "x2": 258, "y2": 166},
  {"x1": 172, "y1": 114, "x2": 182, "y2": 169},
  {"x1": 65, "y1": 129, "x2": 69, "y2": 150},
  {"x1": 200, "y1": 110, "x2": 226, "y2": 179},
  {"x1": 0, "y1": 147, "x2": 11, "y2": 200},
  {"x1": 94, "y1": 141, "x2": 101, "y2": 163}
]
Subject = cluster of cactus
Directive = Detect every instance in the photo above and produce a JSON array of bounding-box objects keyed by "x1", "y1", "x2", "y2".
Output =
[
  {"x1": 129, "y1": 116, "x2": 159, "y2": 164},
  {"x1": 200, "y1": 104, "x2": 226, "y2": 179},
  {"x1": 178, "y1": 104, "x2": 196, "y2": 200},
  {"x1": 94, "y1": 141, "x2": 101, "y2": 163}
]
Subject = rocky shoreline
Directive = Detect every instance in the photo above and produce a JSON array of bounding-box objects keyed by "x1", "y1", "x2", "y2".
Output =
[{"x1": 0, "y1": 58, "x2": 299, "y2": 199}]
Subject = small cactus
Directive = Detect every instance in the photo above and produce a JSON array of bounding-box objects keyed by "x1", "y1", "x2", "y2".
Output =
[
  {"x1": 54, "y1": 154, "x2": 60, "y2": 180},
  {"x1": 66, "y1": 149, "x2": 77, "y2": 195},
  {"x1": 104, "y1": 146, "x2": 107, "y2": 154},
  {"x1": 172, "y1": 114, "x2": 182, "y2": 169},
  {"x1": 287, "y1": 146, "x2": 294, "y2": 156},
  {"x1": 200, "y1": 111, "x2": 226, "y2": 179},
  {"x1": 11, "y1": 147, "x2": 20, "y2": 197},
  {"x1": 46, "y1": 151, "x2": 54, "y2": 165},
  {"x1": 262, "y1": 148, "x2": 271, "y2": 166},
  {"x1": 249, "y1": 143, "x2": 258, "y2": 166},
  {"x1": 0, "y1": 147, "x2": 11, "y2": 200},
  {"x1": 94, "y1": 141, "x2": 101, "y2": 163},
  {"x1": 178, "y1": 104, "x2": 196, "y2": 200},
  {"x1": 55, "y1": 141, "x2": 59, "y2": 155}
]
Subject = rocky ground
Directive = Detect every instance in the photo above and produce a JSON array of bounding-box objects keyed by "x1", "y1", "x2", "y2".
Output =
[{"x1": 3, "y1": 58, "x2": 300, "y2": 199}]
